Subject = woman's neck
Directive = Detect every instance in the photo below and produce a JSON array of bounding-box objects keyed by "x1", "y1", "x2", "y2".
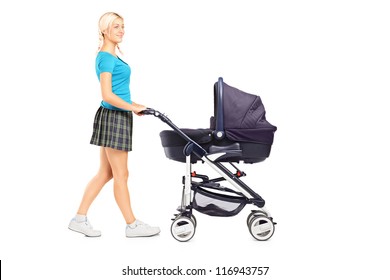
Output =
[{"x1": 100, "y1": 41, "x2": 117, "y2": 56}]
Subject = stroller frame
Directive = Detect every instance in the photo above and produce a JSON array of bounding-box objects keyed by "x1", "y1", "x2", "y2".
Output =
[{"x1": 143, "y1": 108, "x2": 276, "y2": 242}]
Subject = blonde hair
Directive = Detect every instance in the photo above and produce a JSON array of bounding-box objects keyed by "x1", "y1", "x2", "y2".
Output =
[{"x1": 97, "y1": 12, "x2": 123, "y2": 54}]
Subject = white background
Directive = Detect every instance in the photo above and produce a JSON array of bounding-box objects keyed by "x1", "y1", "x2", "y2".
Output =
[{"x1": 1, "y1": 0, "x2": 389, "y2": 279}]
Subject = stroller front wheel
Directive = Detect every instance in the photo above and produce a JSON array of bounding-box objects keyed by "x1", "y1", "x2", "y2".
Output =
[
  {"x1": 248, "y1": 216, "x2": 275, "y2": 241},
  {"x1": 247, "y1": 210, "x2": 268, "y2": 227},
  {"x1": 171, "y1": 216, "x2": 196, "y2": 242}
]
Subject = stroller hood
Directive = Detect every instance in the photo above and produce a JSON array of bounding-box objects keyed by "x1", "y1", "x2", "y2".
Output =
[{"x1": 211, "y1": 78, "x2": 277, "y2": 145}]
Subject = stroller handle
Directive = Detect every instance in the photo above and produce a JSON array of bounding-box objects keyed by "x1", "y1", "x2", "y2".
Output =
[
  {"x1": 141, "y1": 108, "x2": 159, "y2": 116},
  {"x1": 141, "y1": 108, "x2": 171, "y2": 122},
  {"x1": 141, "y1": 108, "x2": 207, "y2": 157}
]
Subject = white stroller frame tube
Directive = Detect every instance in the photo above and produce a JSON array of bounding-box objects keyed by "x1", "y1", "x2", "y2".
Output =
[{"x1": 184, "y1": 154, "x2": 192, "y2": 206}]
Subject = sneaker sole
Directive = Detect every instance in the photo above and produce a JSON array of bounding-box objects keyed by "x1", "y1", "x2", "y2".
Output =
[
  {"x1": 126, "y1": 231, "x2": 161, "y2": 238},
  {"x1": 68, "y1": 227, "x2": 101, "y2": 237}
]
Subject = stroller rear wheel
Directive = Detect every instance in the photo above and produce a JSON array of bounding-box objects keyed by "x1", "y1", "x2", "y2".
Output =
[
  {"x1": 248, "y1": 215, "x2": 275, "y2": 241},
  {"x1": 171, "y1": 216, "x2": 196, "y2": 242},
  {"x1": 190, "y1": 214, "x2": 197, "y2": 228}
]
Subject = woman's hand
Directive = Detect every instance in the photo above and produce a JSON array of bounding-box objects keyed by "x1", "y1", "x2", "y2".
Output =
[{"x1": 132, "y1": 102, "x2": 147, "y2": 116}]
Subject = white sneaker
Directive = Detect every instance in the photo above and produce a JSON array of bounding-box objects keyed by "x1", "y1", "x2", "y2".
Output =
[
  {"x1": 68, "y1": 216, "x2": 101, "y2": 237},
  {"x1": 126, "y1": 220, "x2": 160, "y2": 237}
]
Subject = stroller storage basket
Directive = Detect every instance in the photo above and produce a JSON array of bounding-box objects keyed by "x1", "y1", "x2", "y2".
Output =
[{"x1": 193, "y1": 187, "x2": 248, "y2": 217}]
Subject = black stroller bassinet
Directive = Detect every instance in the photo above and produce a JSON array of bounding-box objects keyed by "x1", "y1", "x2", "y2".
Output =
[
  {"x1": 142, "y1": 77, "x2": 277, "y2": 242},
  {"x1": 160, "y1": 78, "x2": 277, "y2": 163}
]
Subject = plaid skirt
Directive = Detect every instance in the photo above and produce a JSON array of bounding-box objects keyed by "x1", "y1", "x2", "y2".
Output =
[{"x1": 90, "y1": 107, "x2": 133, "y2": 151}]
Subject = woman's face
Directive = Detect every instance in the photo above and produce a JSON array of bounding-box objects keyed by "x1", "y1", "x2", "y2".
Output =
[{"x1": 106, "y1": 17, "x2": 125, "y2": 44}]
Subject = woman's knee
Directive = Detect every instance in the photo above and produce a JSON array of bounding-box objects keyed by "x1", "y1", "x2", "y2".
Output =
[
  {"x1": 113, "y1": 170, "x2": 129, "y2": 183},
  {"x1": 97, "y1": 169, "x2": 113, "y2": 183}
]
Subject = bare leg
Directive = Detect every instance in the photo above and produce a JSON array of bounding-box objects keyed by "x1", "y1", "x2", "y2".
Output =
[
  {"x1": 77, "y1": 147, "x2": 113, "y2": 215},
  {"x1": 104, "y1": 147, "x2": 136, "y2": 224}
]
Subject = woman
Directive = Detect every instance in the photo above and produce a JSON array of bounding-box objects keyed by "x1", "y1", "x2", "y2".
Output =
[{"x1": 68, "y1": 12, "x2": 160, "y2": 238}]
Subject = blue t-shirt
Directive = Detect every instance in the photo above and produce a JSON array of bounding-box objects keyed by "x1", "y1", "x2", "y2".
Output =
[{"x1": 95, "y1": 51, "x2": 132, "y2": 110}]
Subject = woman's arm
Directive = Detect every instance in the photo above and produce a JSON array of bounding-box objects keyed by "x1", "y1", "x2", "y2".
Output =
[{"x1": 100, "y1": 72, "x2": 146, "y2": 114}]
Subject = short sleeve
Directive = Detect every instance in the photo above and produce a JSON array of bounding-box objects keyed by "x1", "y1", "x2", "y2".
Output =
[{"x1": 97, "y1": 53, "x2": 116, "y2": 74}]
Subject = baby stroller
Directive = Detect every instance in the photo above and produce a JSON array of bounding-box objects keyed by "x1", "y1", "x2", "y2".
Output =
[{"x1": 142, "y1": 77, "x2": 277, "y2": 242}]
